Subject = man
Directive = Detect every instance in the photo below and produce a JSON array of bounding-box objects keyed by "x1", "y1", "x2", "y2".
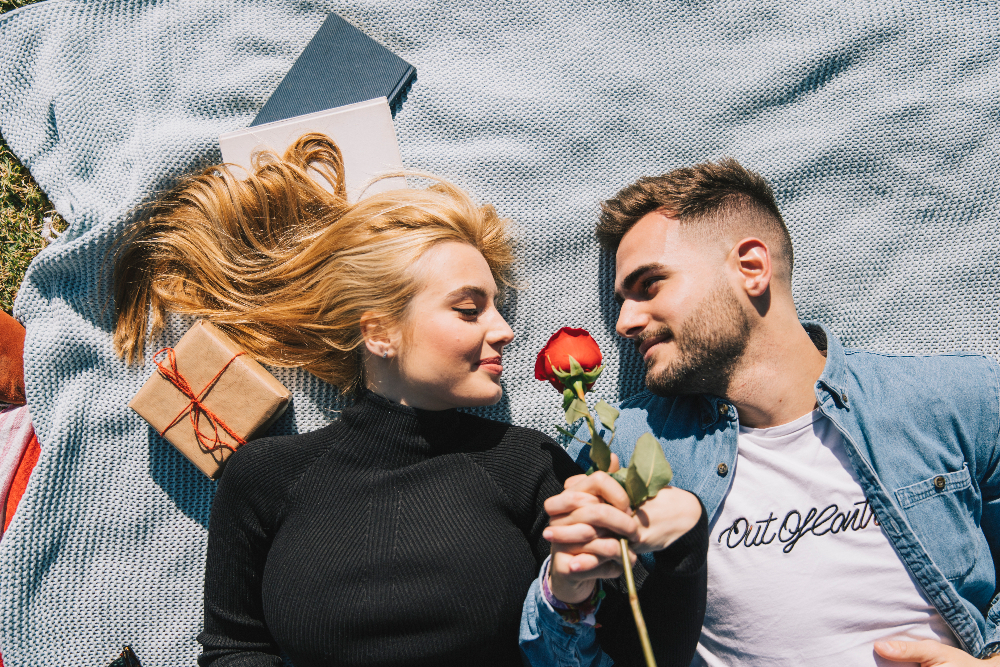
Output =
[{"x1": 535, "y1": 159, "x2": 1000, "y2": 666}]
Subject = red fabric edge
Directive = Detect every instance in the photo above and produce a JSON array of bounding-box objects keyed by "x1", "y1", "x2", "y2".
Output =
[
  {"x1": 0, "y1": 425, "x2": 39, "y2": 667},
  {"x1": 3, "y1": 427, "x2": 40, "y2": 533}
]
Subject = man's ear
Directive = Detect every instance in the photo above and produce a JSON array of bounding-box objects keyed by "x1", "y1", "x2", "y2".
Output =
[
  {"x1": 360, "y1": 312, "x2": 397, "y2": 359},
  {"x1": 733, "y1": 238, "x2": 771, "y2": 298}
]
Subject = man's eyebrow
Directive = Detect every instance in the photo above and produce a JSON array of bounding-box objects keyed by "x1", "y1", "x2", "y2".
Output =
[
  {"x1": 619, "y1": 263, "x2": 666, "y2": 295},
  {"x1": 446, "y1": 285, "x2": 490, "y2": 300}
]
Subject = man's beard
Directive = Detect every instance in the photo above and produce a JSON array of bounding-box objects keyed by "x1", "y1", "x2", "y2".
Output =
[{"x1": 642, "y1": 279, "x2": 751, "y2": 397}]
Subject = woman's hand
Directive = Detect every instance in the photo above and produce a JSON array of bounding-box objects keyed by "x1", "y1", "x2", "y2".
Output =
[
  {"x1": 874, "y1": 640, "x2": 1000, "y2": 666},
  {"x1": 544, "y1": 455, "x2": 638, "y2": 603}
]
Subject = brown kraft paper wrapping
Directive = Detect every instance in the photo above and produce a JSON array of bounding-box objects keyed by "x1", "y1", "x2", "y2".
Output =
[{"x1": 129, "y1": 320, "x2": 292, "y2": 479}]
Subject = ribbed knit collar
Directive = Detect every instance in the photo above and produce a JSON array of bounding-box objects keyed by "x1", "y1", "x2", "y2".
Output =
[{"x1": 338, "y1": 390, "x2": 464, "y2": 464}]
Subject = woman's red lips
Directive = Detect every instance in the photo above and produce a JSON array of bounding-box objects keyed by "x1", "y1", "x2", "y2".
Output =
[{"x1": 479, "y1": 357, "x2": 503, "y2": 374}]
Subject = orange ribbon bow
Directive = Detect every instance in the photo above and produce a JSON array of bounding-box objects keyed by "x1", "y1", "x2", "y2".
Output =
[{"x1": 153, "y1": 347, "x2": 248, "y2": 454}]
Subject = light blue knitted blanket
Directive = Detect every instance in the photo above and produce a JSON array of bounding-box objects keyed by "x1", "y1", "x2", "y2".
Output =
[{"x1": 1, "y1": 0, "x2": 999, "y2": 664}]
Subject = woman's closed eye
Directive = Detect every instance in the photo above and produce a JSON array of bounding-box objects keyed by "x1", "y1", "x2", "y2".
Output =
[{"x1": 453, "y1": 307, "x2": 481, "y2": 317}]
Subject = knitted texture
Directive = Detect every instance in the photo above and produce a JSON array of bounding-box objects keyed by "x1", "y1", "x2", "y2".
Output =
[
  {"x1": 200, "y1": 391, "x2": 568, "y2": 666},
  {"x1": 0, "y1": 0, "x2": 998, "y2": 665},
  {"x1": 200, "y1": 390, "x2": 704, "y2": 667}
]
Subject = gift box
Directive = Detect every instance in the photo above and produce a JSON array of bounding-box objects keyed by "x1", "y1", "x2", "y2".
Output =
[{"x1": 129, "y1": 321, "x2": 291, "y2": 479}]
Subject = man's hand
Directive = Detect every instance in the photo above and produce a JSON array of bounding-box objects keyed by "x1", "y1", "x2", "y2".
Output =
[
  {"x1": 545, "y1": 455, "x2": 702, "y2": 554},
  {"x1": 542, "y1": 453, "x2": 702, "y2": 604},
  {"x1": 629, "y1": 484, "x2": 702, "y2": 554},
  {"x1": 874, "y1": 640, "x2": 1000, "y2": 666}
]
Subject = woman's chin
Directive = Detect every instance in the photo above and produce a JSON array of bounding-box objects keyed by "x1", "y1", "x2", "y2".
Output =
[{"x1": 460, "y1": 385, "x2": 504, "y2": 408}]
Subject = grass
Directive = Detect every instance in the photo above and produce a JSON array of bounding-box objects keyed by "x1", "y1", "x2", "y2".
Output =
[
  {"x1": 0, "y1": 0, "x2": 34, "y2": 11},
  {"x1": 0, "y1": 0, "x2": 66, "y2": 315}
]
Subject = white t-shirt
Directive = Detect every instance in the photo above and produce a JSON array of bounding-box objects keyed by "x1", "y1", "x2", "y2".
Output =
[{"x1": 692, "y1": 410, "x2": 959, "y2": 667}]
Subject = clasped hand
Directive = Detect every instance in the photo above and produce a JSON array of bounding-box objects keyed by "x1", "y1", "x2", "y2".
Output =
[
  {"x1": 874, "y1": 641, "x2": 1000, "y2": 666},
  {"x1": 543, "y1": 454, "x2": 701, "y2": 604}
]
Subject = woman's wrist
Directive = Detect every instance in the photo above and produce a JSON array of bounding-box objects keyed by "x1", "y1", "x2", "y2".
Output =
[
  {"x1": 541, "y1": 558, "x2": 604, "y2": 625},
  {"x1": 546, "y1": 572, "x2": 595, "y2": 605}
]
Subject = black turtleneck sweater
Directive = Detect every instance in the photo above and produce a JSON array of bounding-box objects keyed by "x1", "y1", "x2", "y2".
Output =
[{"x1": 198, "y1": 391, "x2": 707, "y2": 667}]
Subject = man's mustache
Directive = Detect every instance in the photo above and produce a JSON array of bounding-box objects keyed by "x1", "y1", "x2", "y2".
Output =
[
  {"x1": 635, "y1": 326, "x2": 674, "y2": 352},
  {"x1": 635, "y1": 326, "x2": 675, "y2": 366}
]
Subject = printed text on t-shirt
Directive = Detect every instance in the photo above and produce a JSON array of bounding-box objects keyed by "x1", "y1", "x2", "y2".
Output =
[{"x1": 717, "y1": 500, "x2": 880, "y2": 554}]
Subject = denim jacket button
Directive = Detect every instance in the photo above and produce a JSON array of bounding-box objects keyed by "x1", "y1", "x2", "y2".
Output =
[
  {"x1": 718, "y1": 404, "x2": 729, "y2": 416},
  {"x1": 717, "y1": 463, "x2": 729, "y2": 477},
  {"x1": 934, "y1": 475, "x2": 946, "y2": 490}
]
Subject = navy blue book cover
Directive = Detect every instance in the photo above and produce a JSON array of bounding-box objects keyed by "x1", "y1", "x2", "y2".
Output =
[{"x1": 251, "y1": 13, "x2": 417, "y2": 126}]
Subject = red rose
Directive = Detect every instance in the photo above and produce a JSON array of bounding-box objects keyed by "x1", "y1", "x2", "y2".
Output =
[{"x1": 534, "y1": 327, "x2": 603, "y2": 392}]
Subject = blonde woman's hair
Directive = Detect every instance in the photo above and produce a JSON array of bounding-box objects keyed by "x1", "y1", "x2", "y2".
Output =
[{"x1": 112, "y1": 133, "x2": 516, "y2": 393}]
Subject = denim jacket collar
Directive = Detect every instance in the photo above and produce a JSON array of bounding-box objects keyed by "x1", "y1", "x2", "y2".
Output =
[{"x1": 806, "y1": 321, "x2": 851, "y2": 410}]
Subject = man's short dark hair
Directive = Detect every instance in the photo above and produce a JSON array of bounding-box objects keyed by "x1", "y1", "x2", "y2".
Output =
[{"x1": 597, "y1": 158, "x2": 794, "y2": 282}]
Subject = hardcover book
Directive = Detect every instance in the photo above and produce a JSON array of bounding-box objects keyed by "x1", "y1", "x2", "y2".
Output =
[
  {"x1": 252, "y1": 12, "x2": 417, "y2": 126},
  {"x1": 220, "y1": 97, "x2": 406, "y2": 203}
]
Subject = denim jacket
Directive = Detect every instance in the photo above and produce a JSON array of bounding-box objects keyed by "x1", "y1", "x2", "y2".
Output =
[{"x1": 520, "y1": 322, "x2": 1000, "y2": 664}]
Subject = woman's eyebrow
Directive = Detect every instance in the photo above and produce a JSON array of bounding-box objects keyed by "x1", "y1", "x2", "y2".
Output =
[{"x1": 445, "y1": 285, "x2": 490, "y2": 300}]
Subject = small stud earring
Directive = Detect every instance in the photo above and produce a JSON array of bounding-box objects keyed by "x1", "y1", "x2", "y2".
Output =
[{"x1": 382, "y1": 351, "x2": 388, "y2": 359}]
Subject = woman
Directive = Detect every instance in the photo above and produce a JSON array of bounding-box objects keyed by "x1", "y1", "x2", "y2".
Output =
[{"x1": 112, "y1": 134, "x2": 706, "y2": 666}]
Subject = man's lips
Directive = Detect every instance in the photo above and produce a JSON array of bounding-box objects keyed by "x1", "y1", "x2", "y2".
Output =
[
  {"x1": 479, "y1": 356, "x2": 503, "y2": 374},
  {"x1": 638, "y1": 334, "x2": 669, "y2": 359}
]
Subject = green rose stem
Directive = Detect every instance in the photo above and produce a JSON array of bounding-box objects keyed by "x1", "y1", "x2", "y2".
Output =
[
  {"x1": 620, "y1": 537, "x2": 656, "y2": 667},
  {"x1": 552, "y1": 356, "x2": 672, "y2": 667}
]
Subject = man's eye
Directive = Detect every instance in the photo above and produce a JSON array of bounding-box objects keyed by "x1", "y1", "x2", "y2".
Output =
[{"x1": 642, "y1": 276, "x2": 663, "y2": 293}]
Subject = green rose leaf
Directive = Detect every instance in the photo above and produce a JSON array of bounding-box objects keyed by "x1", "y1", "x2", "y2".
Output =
[
  {"x1": 594, "y1": 400, "x2": 619, "y2": 432},
  {"x1": 625, "y1": 464, "x2": 649, "y2": 507},
  {"x1": 555, "y1": 425, "x2": 578, "y2": 440},
  {"x1": 562, "y1": 388, "x2": 575, "y2": 412},
  {"x1": 565, "y1": 398, "x2": 590, "y2": 426},
  {"x1": 568, "y1": 355, "x2": 585, "y2": 376},
  {"x1": 624, "y1": 433, "x2": 673, "y2": 508},
  {"x1": 610, "y1": 468, "x2": 629, "y2": 486},
  {"x1": 582, "y1": 365, "x2": 604, "y2": 385},
  {"x1": 588, "y1": 428, "x2": 613, "y2": 473}
]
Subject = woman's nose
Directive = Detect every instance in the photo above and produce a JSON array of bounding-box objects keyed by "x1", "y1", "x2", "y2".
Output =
[{"x1": 488, "y1": 311, "x2": 515, "y2": 348}]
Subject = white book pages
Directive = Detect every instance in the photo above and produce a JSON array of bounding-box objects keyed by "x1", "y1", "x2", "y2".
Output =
[{"x1": 219, "y1": 97, "x2": 406, "y2": 203}]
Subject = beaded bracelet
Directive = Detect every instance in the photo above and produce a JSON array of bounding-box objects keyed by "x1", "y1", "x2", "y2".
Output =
[{"x1": 540, "y1": 557, "x2": 605, "y2": 627}]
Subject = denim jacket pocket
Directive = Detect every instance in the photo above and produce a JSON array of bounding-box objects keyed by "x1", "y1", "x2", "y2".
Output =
[{"x1": 894, "y1": 465, "x2": 977, "y2": 582}]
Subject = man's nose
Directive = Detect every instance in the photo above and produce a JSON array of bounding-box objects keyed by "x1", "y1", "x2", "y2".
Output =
[{"x1": 616, "y1": 299, "x2": 647, "y2": 339}]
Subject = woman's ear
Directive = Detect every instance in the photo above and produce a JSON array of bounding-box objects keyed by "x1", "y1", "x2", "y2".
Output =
[{"x1": 360, "y1": 312, "x2": 397, "y2": 360}]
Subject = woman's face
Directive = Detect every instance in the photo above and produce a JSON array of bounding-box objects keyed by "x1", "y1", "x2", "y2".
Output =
[{"x1": 381, "y1": 241, "x2": 515, "y2": 411}]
